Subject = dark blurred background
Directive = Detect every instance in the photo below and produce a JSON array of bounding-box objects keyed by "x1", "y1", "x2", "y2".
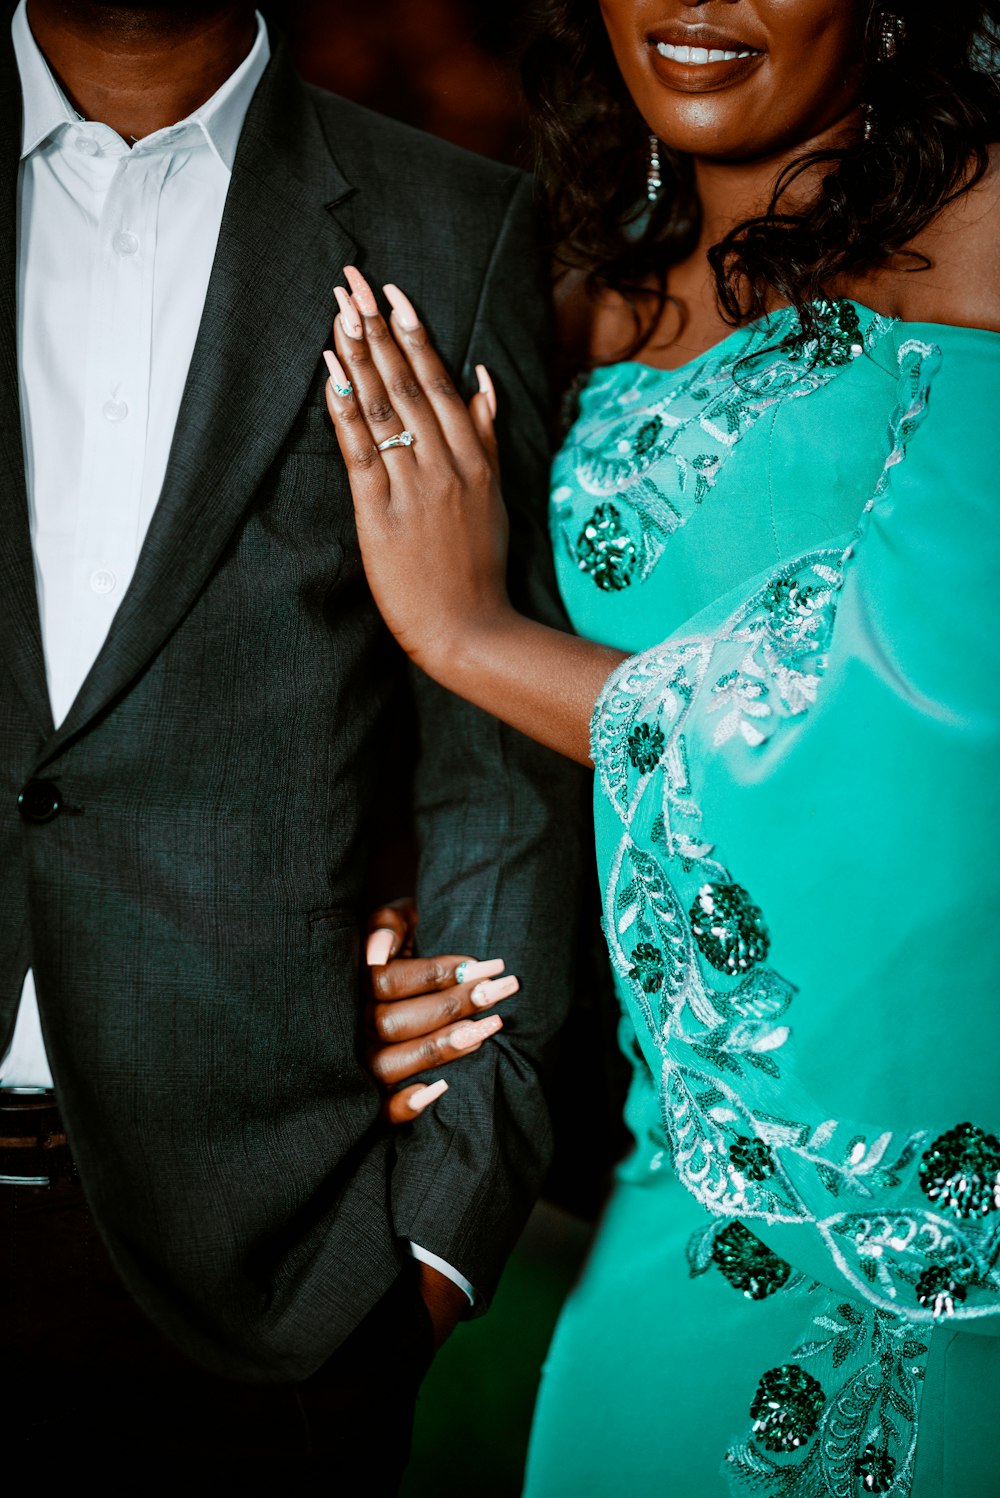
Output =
[
  {"x1": 267, "y1": 0, "x2": 533, "y2": 164},
  {"x1": 259, "y1": 6, "x2": 625, "y2": 1494}
]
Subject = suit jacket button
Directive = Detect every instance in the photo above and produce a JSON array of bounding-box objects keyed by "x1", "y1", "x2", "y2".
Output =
[{"x1": 18, "y1": 779, "x2": 62, "y2": 823}]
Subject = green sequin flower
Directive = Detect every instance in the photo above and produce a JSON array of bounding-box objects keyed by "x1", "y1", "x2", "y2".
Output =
[
  {"x1": 633, "y1": 415, "x2": 663, "y2": 456},
  {"x1": 919, "y1": 1121, "x2": 1000, "y2": 1219},
  {"x1": 915, "y1": 1263, "x2": 968, "y2": 1317},
  {"x1": 689, "y1": 882, "x2": 770, "y2": 974},
  {"x1": 762, "y1": 576, "x2": 822, "y2": 639},
  {"x1": 750, "y1": 1363, "x2": 825, "y2": 1452},
  {"x1": 711, "y1": 1222, "x2": 790, "y2": 1300},
  {"x1": 854, "y1": 1443, "x2": 896, "y2": 1494},
  {"x1": 627, "y1": 721, "x2": 666, "y2": 774},
  {"x1": 729, "y1": 1136, "x2": 776, "y2": 1183},
  {"x1": 628, "y1": 942, "x2": 666, "y2": 994},
  {"x1": 781, "y1": 299, "x2": 865, "y2": 367},
  {"x1": 576, "y1": 503, "x2": 637, "y2": 592}
]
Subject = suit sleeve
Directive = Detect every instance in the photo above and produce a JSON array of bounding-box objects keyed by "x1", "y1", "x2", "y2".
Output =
[{"x1": 388, "y1": 173, "x2": 590, "y2": 1303}]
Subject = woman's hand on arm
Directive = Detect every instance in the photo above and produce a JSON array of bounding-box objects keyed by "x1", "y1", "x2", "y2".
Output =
[
  {"x1": 364, "y1": 902, "x2": 519, "y2": 1125},
  {"x1": 323, "y1": 267, "x2": 625, "y2": 766}
]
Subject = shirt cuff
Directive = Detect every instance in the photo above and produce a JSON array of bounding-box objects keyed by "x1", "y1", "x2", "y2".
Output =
[{"x1": 405, "y1": 1241, "x2": 476, "y2": 1308}]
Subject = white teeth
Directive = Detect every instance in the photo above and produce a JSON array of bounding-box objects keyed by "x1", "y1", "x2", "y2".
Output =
[{"x1": 655, "y1": 41, "x2": 754, "y2": 64}]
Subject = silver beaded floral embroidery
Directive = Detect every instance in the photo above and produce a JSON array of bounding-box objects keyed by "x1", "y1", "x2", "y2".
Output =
[
  {"x1": 551, "y1": 301, "x2": 894, "y2": 592},
  {"x1": 590, "y1": 336, "x2": 1000, "y2": 1496}
]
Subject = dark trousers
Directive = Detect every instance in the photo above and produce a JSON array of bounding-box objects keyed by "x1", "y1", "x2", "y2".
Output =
[{"x1": 1, "y1": 1168, "x2": 435, "y2": 1483}]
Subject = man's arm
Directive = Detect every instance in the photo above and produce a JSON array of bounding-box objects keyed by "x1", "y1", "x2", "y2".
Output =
[{"x1": 388, "y1": 173, "x2": 590, "y2": 1304}]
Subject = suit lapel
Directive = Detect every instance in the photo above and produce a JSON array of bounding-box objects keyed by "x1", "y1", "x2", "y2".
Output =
[
  {"x1": 0, "y1": 31, "x2": 54, "y2": 737},
  {"x1": 47, "y1": 46, "x2": 357, "y2": 754}
]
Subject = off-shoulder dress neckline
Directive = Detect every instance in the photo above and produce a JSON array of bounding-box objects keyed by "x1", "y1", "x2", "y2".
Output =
[{"x1": 591, "y1": 296, "x2": 1000, "y2": 381}]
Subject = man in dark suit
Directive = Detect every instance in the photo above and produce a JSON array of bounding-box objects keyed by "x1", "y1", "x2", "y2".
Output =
[{"x1": 0, "y1": 0, "x2": 581, "y2": 1474}]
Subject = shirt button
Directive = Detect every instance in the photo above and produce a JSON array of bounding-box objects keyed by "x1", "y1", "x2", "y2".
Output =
[
  {"x1": 102, "y1": 398, "x2": 128, "y2": 423},
  {"x1": 74, "y1": 136, "x2": 100, "y2": 156},
  {"x1": 113, "y1": 231, "x2": 139, "y2": 256},
  {"x1": 90, "y1": 568, "x2": 117, "y2": 595}
]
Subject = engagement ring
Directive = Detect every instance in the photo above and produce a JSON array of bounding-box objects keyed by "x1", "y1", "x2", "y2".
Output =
[{"x1": 376, "y1": 430, "x2": 415, "y2": 452}]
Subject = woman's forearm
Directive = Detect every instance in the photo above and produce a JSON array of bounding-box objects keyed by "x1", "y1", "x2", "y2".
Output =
[{"x1": 428, "y1": 614, "x2": 626, "y2": 766}]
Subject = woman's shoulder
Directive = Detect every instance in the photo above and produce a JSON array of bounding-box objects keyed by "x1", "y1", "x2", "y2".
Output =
[{"x1": 857, "y1": 144, "x2": 1000, "y2": 335}]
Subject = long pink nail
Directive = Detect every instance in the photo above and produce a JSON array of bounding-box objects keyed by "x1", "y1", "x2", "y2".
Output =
[
  {"x1": 366, "y1": 928, "x2": 395, "y2": 966},
  {"x1": 383, "y1": 283, "x2": 420, "y2": 332},
  {"x1": 409, "y1": 1079, "x2": 448, "y2": 1112},
  {"x1": 471, "y1": 974, "x2": 519, "y2": 1008},
  {"x1": 450, "y1": 1016, "x2": 503, "y2": 1050},
  {"x1": 455, "y1": 957, "x2": 505, "y2": 986},
  {"x1": 344, "y1": 265, "x2": 379, "y2": 318},
  {"x1": 476, "y1": 364, "x2": 497, "y2": 420},
  {"x1": 334, "y1": 286, "x2": 362, "y2": 338},
  {"x1": 323, "y1": 348, "x2": 352, "y2": 396}
]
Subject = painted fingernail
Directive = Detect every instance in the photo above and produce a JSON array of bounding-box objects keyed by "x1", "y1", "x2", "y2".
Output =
[
  {"x1": 455, "y1": 957, "x2": 505, "y2": 987},
  {"x1": 450, "y1": 1016, "x2": 503, "y2": 1050},
  {"x1": 383, "y1": 283, "x2": 420, "y2": 332},
  {"x1": 323, "y1": 348, "x2": 353, "y2": 397},
  {"x1": 366, "y1": 928, "x2": 395, "y2": 966},
  {"x1": 334, "y1": 286, "x2": 362, "y2": 338},
  {"x1": 409, "y1": 1079, "x2": 448, "y2": 1112},
  {"x1": 475, "y1": 364, "x2": 497, "y2": 420},
  {"x1": 470, "y1": 974, "x2": 520, "y2": 1008},
  {"x1": 344, "y1": 265, "x2": 379, "y2": 317}
]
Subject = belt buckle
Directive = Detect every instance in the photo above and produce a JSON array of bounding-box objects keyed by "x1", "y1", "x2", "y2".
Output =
[{"x1": 0, "y1": 1085, "x2": 67, "y2": 1186}]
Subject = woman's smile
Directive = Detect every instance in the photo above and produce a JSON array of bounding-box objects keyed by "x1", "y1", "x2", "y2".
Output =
[
  {"x1": 601, "y1": 1, "x2": 863, "y2": 162},
  {"x1": 649, "y1": 22, "x2": 765, "y2": 92},
  {"x1": 654, "y1": 44, "x2": 755, "y2": 62}
]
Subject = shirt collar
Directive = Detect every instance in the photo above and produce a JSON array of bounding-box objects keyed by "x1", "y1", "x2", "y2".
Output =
[{"x1": 12, "y1": 0, "x2": 270, "y2": 169}]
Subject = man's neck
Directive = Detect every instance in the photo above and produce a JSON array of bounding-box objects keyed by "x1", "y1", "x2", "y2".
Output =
[{"x1": 25, "y1": 1, "x2": 258, "y2": 141}]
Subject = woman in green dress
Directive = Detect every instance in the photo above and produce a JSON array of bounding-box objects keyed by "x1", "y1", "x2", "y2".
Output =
[{"x1": 324, "y1": 2, "x2": 1000, "y2": 1491}]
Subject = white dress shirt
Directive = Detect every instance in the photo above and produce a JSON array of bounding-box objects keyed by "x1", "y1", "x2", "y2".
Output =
[
  {"x1": 3, "y1": 0, "x2": 472, "y2": 1304},
  {"x1": 3, "y1": 0, "x2": 270, "y2": 1089}
]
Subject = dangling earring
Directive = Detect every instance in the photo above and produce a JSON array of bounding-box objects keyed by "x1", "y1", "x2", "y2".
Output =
[
  {"x1": 862, "y1": 12, "x2": 905, "y2": 141},
  {"x1": 647, "y1": 135, "x2": 662, "y2": 203},
  {"x1": 877, "y1": 12, "x2": 905, "y2": 62}
]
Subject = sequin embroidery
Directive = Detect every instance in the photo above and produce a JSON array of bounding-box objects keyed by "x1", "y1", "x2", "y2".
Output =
[
  {"x1": 552, "y1": 301, "x2": 894, "y2": 592},
  {"x1": 711, "y1": 1222, "x2": 792, "y2": 1300},
  {"x1": 730, "y1": 1136, "x2": 776, "y2": 1182},
  {"x1": 855, "y1": 1444, "x2": 896, "y2": 1494},
  {"x1": 727, "y1": 1301, "x2": 930, "y2": 1496},
  {"x1": 750, "y1": 1364, "x2": 825, "y2": 1452},
  {"x1": 779, "y1": 298, "x2": 866, "y2": 367},
  {"x1": 627, "y1": 720, "x2": 666, "y2": 774},
  {"x1": 628, "y1": 941, "x2": 666, "y2": 994},
  {"x1": 689, "y1": 882, "x2": 770, "y2": 974},
  {"x1": 590, "y1": 336, "x2": 1000, "y2": 1496},
  {"x1": 575, "y1": 503, "x2": 637, "y2": 592},
  {"x1": 918, "y1": 1122, "x2": 1000, "y2": 1219}
]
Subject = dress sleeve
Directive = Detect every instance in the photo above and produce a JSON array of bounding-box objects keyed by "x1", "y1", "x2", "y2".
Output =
[{"x1": 590, "y1": 327, "x2": 1000, "y2": 1335}]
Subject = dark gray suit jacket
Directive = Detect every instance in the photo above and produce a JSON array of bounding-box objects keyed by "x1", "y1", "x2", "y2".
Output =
[{"x1": 0, "y1": 30, "x2": 584, "y2": 1380}]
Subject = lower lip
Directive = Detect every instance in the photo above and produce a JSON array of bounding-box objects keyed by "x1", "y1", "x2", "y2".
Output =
[{"x1": 649, "y1": 46, "x2": 765, "y2": 94}]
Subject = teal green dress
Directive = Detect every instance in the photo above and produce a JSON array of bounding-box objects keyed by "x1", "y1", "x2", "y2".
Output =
[{"x1": 523, "y1": 302, "x2": 1000, "y2": 1496}]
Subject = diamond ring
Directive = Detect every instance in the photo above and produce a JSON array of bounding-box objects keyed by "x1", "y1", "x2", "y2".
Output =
[{"x1": 376, "y1": 430, "x2": 415, "y2": 452}]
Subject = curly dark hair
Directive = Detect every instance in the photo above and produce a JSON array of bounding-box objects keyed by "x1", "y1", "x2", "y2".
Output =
[{"x1": 521, "y1": 2, "x2": 1000, "y2": 355}]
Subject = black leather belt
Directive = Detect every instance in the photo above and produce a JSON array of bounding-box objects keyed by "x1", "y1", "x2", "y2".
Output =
[{"x1": 0, "y1": 1088, "x2": 75, "y2": 1187}]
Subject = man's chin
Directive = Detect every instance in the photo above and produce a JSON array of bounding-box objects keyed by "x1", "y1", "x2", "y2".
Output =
[
  {"x1": 52, "y1": 0, "x2": 257, "y2": 30},
  {"x1": 67, "y1": 1, "x2": 249, "y2": 13}
]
